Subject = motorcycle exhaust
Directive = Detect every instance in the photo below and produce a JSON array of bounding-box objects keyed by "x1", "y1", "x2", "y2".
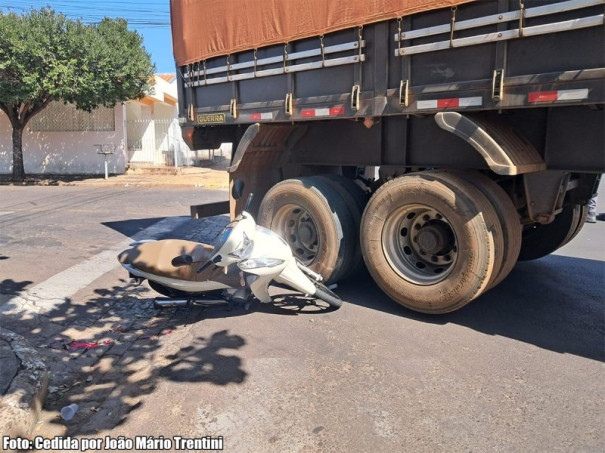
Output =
[
  {"x1": 153, "y1": 298, "x2": 230, "y2": 308},
  {"x1": 191, "y1": 299, "x2": 229, "y2": 307},
  {"x1": 153, "y1": 298, "x2": 190, "y2": 308}
]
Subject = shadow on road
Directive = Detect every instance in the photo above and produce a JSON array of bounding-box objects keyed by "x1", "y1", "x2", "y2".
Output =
[
  {"x1": 0, "y1": 272, "x2": 341, "y2": 436},
  {"x1": 102, "y1": 218, "x2": 169, "y2": 239},
  {"x1": 160, "y1": 331, "x2": 246, "y2": 384},
  {"x1": 339, "y1": 255, "x2": 605, "y2": 363},
  {"x1": 1, "y1": 230, "x2": 601, "y2": 438},
  {"x1": 0, "y1": 278, "x2": 33, "y2": 295},
  {"x1": 0, "y1": 279, "x2": 249, "y2": 436}
]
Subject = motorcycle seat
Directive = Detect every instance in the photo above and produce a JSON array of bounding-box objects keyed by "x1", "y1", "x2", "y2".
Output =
[{"x1": 118, "y1": 239, "x2": 216, "y2": 280}]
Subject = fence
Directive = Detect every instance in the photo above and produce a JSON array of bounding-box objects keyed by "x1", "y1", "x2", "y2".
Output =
[
  {"x1": 30, "y1": 102, "x2": 115, "y2": 132},
  {"x1": 126, "y1": 118, "x2": 190, "y2": 167}
]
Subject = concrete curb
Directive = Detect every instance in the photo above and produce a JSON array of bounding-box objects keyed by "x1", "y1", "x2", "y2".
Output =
[
  {"x1": 0, "y1": 159, "x2": 231, "y2": 188},
  {"x1": 0, "y1": 328, "x2": 48, "y2": 450}
]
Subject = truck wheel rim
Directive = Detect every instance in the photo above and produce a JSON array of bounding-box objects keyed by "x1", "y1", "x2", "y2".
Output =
[
  {"x1": 382, "y1": 204, "x2": 458, "y2": 285},
  {"x1": 273, "y1": 204, "x2": 320, "y2": 265}
]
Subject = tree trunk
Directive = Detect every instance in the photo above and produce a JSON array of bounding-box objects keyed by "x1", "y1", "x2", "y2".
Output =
[{"x1": 11, "y1": 125, "x2": 26, "y2": 182}]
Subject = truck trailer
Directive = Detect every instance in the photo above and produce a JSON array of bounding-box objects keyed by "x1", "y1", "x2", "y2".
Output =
[{"x1": 170, "y1": 0, "x2": 604, "y2": 313}]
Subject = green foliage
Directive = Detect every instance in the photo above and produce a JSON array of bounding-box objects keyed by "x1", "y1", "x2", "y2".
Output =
[
  {"x1": 0, "y1": 7, "x2": 154, "y2": 115},
  {"x1": 0, "y1": 6, "x2": 155, "y2": 180}
]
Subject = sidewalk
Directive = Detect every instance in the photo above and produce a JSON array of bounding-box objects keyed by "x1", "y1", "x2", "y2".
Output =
[
  {"x1": 0, "y1": 166, "x2": 231, "y2": 450},
  {"x1": 0, "y1": 214, "x2": 230, "y2": 449},
  {"x1": 0, "y1": 159, "x2": 230, "y2": 189},
  {"x1": 0, "y1": 328, "x2": 48, "y2": 443}
]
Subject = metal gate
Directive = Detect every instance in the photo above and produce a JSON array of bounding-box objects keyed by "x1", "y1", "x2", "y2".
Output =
[{"x1": 126, "y1": 118, "x2": 182, "y2": 166}]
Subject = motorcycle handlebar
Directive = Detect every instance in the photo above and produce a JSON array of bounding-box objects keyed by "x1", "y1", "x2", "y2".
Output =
[{"x1": 196, "y1": 255, "x2": 222, "y2": 274}]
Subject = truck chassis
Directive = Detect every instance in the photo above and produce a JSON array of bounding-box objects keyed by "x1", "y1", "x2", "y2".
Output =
[{"x1": 175, "y1": 0, "x2": 604, "y2": 313}]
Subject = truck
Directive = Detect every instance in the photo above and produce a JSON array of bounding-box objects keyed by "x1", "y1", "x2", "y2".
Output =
[{"x1": 170, "y1": 0, "x2": 604, "y2": 313}]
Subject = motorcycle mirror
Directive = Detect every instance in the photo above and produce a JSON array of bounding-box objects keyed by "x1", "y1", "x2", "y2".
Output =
[{"x1": 232, "y1": 180, "x2": 245, "y2": 200}]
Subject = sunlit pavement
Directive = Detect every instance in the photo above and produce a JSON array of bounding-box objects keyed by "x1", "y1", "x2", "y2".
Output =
[{"x1": 0, "y1": 185, "x2": 603, "y2": 452}]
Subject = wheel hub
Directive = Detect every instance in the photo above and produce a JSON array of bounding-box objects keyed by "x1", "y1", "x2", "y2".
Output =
[
  {"x1": 415, "y1": 221, "x2": 454, "y2": 255},
  {"x1": 298, "y1": 220, "x2": 316, "y2": 244},
  {"x1": 273, "y1": 205, "x2": 320, "y2": 265},
  {"x1": 382, "y1": 205, "x2": 458, "y2": 285}
]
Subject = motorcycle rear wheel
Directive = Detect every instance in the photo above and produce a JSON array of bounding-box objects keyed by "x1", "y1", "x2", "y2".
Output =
[{"x1": 148, "y1": 280, "x2": 223, "y2": 299}]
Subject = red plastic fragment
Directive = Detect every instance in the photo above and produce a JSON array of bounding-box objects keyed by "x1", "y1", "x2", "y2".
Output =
[{"x1": 67, "y1": 339, "x2": 114, "y2": 350}]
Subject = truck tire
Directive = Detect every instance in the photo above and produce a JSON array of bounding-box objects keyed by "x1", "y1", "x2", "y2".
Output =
[
  {"x1": 427, "y1": 171, "x2": 505, "y2": 293},
  {"x1": 360, "y1": 172, "x2": 501, "y2": 314},
  {"x1": 314, "y1": 175, "x2": 369, "y2": 277},
  {"x1": 562, "y1": 204, "x2": 587, "y2": 246},
  {"x1": 319, "y1": 174, "x2": 369, "y2": 214},
  {"x1": 443, "y1": 170, "x2": 522, "y2": 288},
  {"x1": 518, "y1": 204, "x2": 585, "y2": 261},
  {"x1": 258, "y1": 177, "x2": 356, "y2": 283}
]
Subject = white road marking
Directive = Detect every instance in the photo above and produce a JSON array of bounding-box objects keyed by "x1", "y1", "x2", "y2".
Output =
[
  {"x1": 0, "y1": 212, "x2": 13, "y2": 216},
  {"x1": 1, "y1": 216, "x2": 191, "y2": 316}
]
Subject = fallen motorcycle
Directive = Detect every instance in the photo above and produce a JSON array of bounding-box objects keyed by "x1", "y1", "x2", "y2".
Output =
[{"x1": 117, "y1": 183, "x2": 342, "y2": 310}]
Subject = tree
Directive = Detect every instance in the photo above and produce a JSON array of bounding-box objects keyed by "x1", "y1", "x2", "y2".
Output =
[{"x1": 0, "y1": 8, "x2": 155, "y2": 181}]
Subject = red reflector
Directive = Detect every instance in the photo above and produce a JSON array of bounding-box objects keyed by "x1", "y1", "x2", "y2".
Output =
[
  {"x1": 183, "y1": 127, "x2": 194, "y2": 146},
  {"x1": 329, "y1": 107, "x2": 345, "y2": 116},
  {"x1": 301, "y1": 110, "x2": 315, "y2": 117},
  {"x1": 249, "y1": 113, "x2": 261, "y2": 120},
  {"x1": 529, "y1": 91, "x2": 558, "y2": 103},
  {"x1": 437, "y1": 98, "x2": 459, "y2": 108}
]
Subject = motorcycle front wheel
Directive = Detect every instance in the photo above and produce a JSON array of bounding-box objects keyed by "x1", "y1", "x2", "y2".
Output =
[{"x1": 313, "y1": 281, "x2": 343, "y2": 308}]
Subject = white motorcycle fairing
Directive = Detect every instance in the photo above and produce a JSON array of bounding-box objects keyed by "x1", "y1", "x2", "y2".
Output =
[
  {"x1": 121, "y1": 263, "x2": 234, "y2": 292},
  {"x1": 117, "y1": 207, "x2": 340, "y2": 308},
  {"x1": 237, "y1": 226, "x2": 317, "y2": 302}
]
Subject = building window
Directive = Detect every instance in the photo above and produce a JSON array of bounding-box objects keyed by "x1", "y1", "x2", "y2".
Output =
[{"x1": 29, "y1": 101, "x2": 115, "y2": 132}]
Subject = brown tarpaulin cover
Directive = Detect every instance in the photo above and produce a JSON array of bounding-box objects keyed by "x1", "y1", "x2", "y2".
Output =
[{"x1": 171, "y1": 0, "x2": 474, "y2": 66}]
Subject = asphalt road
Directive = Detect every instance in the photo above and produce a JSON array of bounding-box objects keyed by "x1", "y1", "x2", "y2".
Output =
[
  {"x1": 0, "y1": 185, "x2": 603, "y2": 452},
  {"x1": 0, "y1": 186, "x2": 226, "y2": 302}
]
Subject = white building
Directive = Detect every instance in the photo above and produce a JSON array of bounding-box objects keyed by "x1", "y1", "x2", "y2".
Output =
[
  {"x1": 0, "y1": 74, "x2": 188, "y2": 175},
  {"x1": 125, "y1": 74, "x2": 189, "y2": 168},
  {"x1": 0, "y1": 102, "x2": 127, "y2": 175}
]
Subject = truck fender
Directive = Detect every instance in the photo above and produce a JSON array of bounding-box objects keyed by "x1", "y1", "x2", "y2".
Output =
[
  {"x1": 434, "y1": 112, "x2": 546, "y2": 176},
  {"x1": 228, "y1": 123, "x2": 307, "y2": 217},
  {"x1": 228, "y1": 123, "x2": 307, "y2": 174}
]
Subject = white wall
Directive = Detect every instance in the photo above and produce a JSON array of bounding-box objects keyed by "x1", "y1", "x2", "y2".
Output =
[{"x1": 0, "y1": 106, "x2": 127, "y2": 175}]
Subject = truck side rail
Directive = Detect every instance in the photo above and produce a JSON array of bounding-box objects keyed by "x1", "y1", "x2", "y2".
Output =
[
  {"x1": 177, "y1": 0, "x2": 605, "y2": 127},
  {"x1": 183, "y1": 40, "x2": 366, "y2": 88},
  {"x1": 393, "y1": 0, "x2": 603, "y2": 56}
]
